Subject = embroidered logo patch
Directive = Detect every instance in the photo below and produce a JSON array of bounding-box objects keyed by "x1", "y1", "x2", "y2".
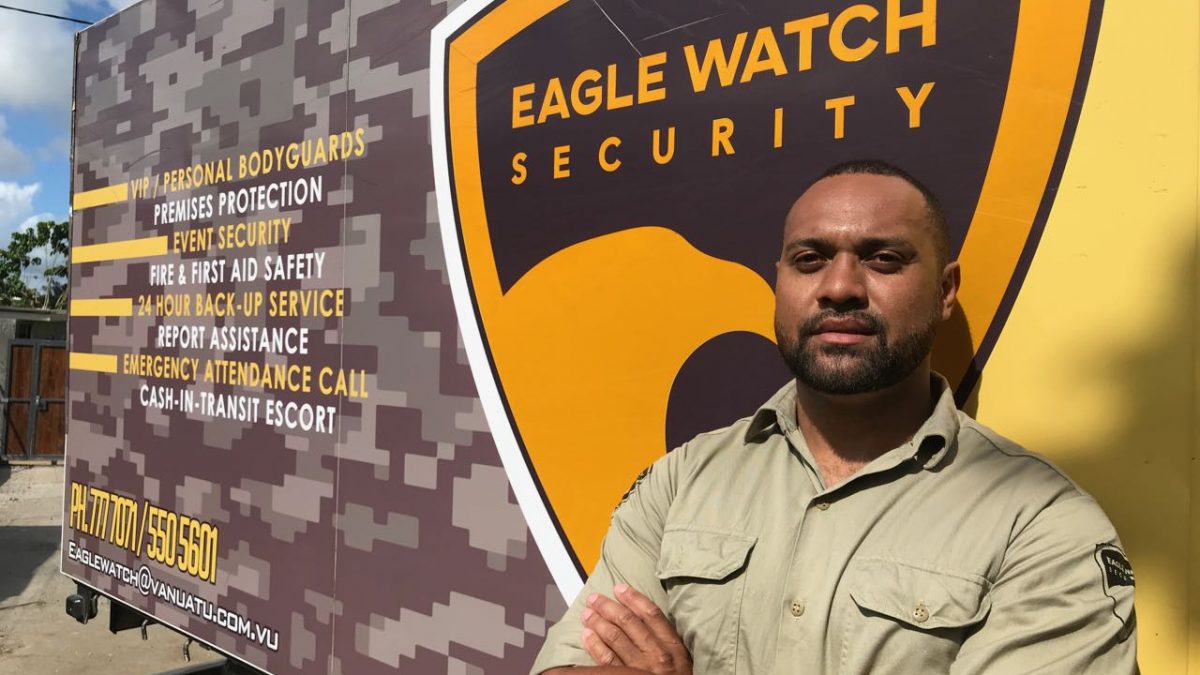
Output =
[
  {"x1": 1094, "y1": 543, "x2": 1135, "y2": 640},
  {"x1": 1096, "y1": 544, "x2": 1135, "y2": 591},
  {"x1": 613, "y1": 466, "x2": 653, "y2": 517}
]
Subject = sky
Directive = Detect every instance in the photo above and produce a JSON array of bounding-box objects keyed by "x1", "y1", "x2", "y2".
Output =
[{"x1": 0, "y1": 0, "x2": 138, "y2": 251}]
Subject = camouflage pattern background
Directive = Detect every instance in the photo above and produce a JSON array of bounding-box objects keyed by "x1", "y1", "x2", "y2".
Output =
[{"x1": 63, "y1": 1, "x2": 562, "y2": 673}]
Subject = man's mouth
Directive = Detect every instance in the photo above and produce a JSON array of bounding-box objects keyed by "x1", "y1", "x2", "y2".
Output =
[{"x1": 810, "y1": 318, "x2": 877, "y2": 345}]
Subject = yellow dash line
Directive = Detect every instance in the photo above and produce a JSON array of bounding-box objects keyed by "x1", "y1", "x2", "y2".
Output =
[
  {"x1": 72, "y1": 183, "x2": 129, "y2": 210},
  {"x1": 73, "y1": 236, "x2": 168, "y2": 264},
  {"x1": 70, "y1": 352, "x2": 119, "y2": 373},
  {"x1": 71, "y1": 298, "x2": 133, "y2": 317}
]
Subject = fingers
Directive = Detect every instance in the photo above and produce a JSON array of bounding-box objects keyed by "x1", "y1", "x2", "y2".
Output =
[
  {"x1": 614, "y1": 584, "x2": 685, "y2": 649},
  {"x1": 582, "y1": 594, "x2": 654, "y2": 663},
  {"x1": 581, "y1": 626, "x2": 624, "y2": 667},
  {"x1": 580, "y1": 587, "x2": 691, "y2": 674}
]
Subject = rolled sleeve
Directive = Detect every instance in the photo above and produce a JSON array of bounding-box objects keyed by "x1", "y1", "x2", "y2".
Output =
[
  {"x1": 530, "y1": 448, "x2": 682, "y2": 674},
  {"x1": 951, "y1": 494, "x2": 1138, "y2": 674}
]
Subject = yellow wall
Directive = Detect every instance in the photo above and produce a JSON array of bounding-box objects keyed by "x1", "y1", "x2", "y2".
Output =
[{"x1": 974, "y1": 2, "x2": 1198, "y2": 672}]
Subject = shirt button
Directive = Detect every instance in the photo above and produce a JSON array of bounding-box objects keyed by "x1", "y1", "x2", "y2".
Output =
[
  {"x1": 790, "y1": 600, "x2": 806, "y2": 617},
  {"x1": 814, "y1": 502, "x2": 830, "y2": 511},
  {"x1": 912, "y1": 602, "x2": 930, "y2": 624}
]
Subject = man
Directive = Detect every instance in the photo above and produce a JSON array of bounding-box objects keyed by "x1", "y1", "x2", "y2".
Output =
[{"x1": 531, "y1": 161, "x2": 1137, "y2": 674}]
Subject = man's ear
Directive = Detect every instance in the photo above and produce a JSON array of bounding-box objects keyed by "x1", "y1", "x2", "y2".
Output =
[{"x1": 940, "y1": 261, "x2": 961, "y2": 322}]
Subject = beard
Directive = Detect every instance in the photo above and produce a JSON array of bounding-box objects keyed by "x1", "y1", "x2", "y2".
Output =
[{"x1": 775, "y1": 308, "x2": 938, "y2": 395}]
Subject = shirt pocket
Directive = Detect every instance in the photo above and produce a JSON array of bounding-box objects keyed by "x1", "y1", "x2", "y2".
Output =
[
  {"x1": 839, "y1": 557, "x2": 991, "y2": 675},
  {"x1": 656, "y1": 526, "x2": 756, "y2": 675}
]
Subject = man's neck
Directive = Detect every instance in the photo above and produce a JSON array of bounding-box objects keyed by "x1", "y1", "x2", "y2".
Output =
[{"x1": 792, "y1": 367, "x2": 935, "y2": 487}]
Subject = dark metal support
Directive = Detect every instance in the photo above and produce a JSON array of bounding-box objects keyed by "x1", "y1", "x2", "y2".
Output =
[
  {"x1": 109, "y1": 596, "x2": 156, "y2": 634},
  {"x1": 153, "y1": 659, "x2": 270, "y2": 675}
]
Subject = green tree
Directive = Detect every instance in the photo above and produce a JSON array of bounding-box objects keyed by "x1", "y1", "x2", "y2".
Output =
[{"x1": 0, "y1": 220, "x2": 69, "y2": 309}]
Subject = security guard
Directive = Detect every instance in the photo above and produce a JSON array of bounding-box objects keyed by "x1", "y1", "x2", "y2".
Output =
[{"x1": 531, "y1": 161, "x2": 1137, "y2": 674}]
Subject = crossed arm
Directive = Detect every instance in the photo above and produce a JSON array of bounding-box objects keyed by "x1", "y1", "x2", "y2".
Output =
[
  {"x1": 532, "y1": 462, "x2": 1139, "y2": 674},
  {"x1": 540, "y1": 584, "x2": 692, "y2": 675}
]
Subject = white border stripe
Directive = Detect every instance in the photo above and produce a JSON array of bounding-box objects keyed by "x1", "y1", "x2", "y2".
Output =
[{"x1": 430, "y1": 3, "x2": 585, "y2": 604}]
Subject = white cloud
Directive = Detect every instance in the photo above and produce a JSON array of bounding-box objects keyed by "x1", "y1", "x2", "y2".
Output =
[
  {"x1": 0, "y1": 2, "x2": 148, "y2": 112},
  {"x1": 0, "y1": 182, "x2": 41, "y2": 237},
  {"x1": 16, "y1": 211, "x2": 57, "y2": 233},
  {"x1": 0, "y1": 3, "x2": 75, "y2": 110},
  {"x1": 0, "y1": 115, "x2": 31, "y2": 176}
]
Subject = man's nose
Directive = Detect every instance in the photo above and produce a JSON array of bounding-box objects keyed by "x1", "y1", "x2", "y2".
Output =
[{"x1": 817, "y1": 255, "x2": 868, "y2": 310}]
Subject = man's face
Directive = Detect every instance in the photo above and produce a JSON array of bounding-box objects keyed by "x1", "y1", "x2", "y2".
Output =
[{"x1": 774, "y1": 173, "x2": 957, "y2": 395}]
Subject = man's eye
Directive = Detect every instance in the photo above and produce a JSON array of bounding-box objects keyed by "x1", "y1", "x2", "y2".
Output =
[
  {"x1": 792, "y1": 253, "x2": 825, "y2": 271},
  {"x1": 866, "y1": 252, "x2": 904, "y2": 272}
]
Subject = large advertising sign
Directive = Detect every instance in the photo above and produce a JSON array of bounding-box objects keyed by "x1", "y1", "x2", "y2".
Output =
[
  {"x1": 65, "y1": 2, "x2": 560, "y2": 672},
  {"x1": 61, "y1": 0, "x2": 1196, "y2": 673},
  {"x1": 431, "y1": 0, "x2": 1102, "y2": 582}
]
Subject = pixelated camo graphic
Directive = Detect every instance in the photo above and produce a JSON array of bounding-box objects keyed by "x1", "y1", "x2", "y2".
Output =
[{"x1": 64, "y1": 0, "x2": 560, "y2": 672}]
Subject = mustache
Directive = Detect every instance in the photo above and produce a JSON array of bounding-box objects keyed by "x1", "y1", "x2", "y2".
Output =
[{"x1": 797, "y1": 309, "x2": 885, "y2": 338}]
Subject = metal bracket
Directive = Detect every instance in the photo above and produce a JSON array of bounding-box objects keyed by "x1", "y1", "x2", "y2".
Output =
[
  {"x1": 109, "y1": 595, "x2": 156, "y2": 635},
  {"x1": 64, "y1": 582, "x2": 99, "y2": 624}
]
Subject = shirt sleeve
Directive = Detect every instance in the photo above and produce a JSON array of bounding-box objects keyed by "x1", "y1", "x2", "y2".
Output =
[
  {"x1": 529, "y1": 447, "x2": 683, "y2": 674},
  {"x1": 950, "y1": 494, "x2": 1138, "y2": 674}
]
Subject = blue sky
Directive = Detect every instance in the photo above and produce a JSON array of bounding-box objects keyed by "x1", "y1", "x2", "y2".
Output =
[{"x1": 0, "y1": 1, "x2": 137, "y2": 248}]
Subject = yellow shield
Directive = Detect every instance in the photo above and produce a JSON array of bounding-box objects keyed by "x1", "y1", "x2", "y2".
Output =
[{"x1": 431, "y1": 0, "x2": 1103, "y2": 594}]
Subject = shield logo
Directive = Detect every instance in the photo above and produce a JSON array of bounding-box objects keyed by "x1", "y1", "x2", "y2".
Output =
[
  {"x1": 430, "y1": 0, "x2": 1103, "y2": 598},
  {"x1": 1094, "y1": 543, "x2": 1136, "y2": 640}
]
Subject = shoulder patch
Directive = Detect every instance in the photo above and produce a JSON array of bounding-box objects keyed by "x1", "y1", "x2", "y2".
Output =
[
  {"x1": 1096, "y1": 544, "x2": 1135, "y2": 590},
  {"x1": 613, "y1": 466, "x2": 653, "y2": 516},
  {"x1": 1094, "y1": 544, "x2": 1136, "y2": 641}
]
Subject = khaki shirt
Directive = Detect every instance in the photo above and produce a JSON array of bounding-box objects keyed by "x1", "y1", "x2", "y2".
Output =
[{"x1": 532, "y1": 377, "x2": 1137, "y2": 674}]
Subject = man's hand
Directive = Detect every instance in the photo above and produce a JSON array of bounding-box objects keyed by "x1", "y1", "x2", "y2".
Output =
[{"x1": 579, "y1": 584, "x2": 692, "y2": 675}]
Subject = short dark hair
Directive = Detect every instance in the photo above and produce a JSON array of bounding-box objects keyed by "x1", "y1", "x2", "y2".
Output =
[{"x1": 820, "y1": 160, "x2": 952, "y2": 266}]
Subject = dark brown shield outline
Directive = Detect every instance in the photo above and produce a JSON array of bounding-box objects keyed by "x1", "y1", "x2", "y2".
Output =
[{"x1": 431, "y1": 0, "x2": 1104, "y2": 597}]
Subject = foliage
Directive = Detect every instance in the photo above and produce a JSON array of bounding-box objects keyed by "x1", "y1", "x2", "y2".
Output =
[{"x1": 0, "y1": 220, "x2": 69, "y2": 310}]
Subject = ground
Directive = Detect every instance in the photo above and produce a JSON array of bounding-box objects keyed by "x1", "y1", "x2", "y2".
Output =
[{"x1": 0, "y1": 464, "x2": 224, "y2": 675}]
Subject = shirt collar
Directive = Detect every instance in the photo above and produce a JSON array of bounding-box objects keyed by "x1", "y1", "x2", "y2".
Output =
[
  {"x1": 744, "y1": 373, "x2": 961, "y2": 470},
  {"x1": 745, "y1": 381, "x2": 798, "y2": 442}
]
